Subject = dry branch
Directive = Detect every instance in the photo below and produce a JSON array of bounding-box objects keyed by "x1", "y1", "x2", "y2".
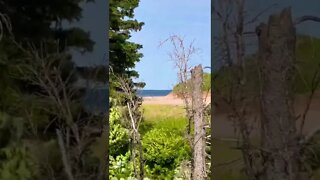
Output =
[
  {"x1": 56, "y1": 129, "x2": 75, "y2": 180},
  {"x1": 294, "y1": 16, "x2": 320, "y2": 25},
  {"x1": 112, "y1": 72, "x2": 145, "y2": 180}
]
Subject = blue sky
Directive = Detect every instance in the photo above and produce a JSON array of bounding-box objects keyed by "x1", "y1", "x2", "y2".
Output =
[
  {"x1": 69, "y1": 0, "x2": 107, "y2": 67},
  {"x1": 67, "y1": 0, "x2": 320, "y2": 89},
  {"x1": 130, "y1": 0, "x2": 211, "y2": 90}
]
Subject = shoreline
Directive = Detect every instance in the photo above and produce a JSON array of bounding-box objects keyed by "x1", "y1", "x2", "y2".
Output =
[{"x1": 142, "y1": 92, "x2": 211, "y2": 105}]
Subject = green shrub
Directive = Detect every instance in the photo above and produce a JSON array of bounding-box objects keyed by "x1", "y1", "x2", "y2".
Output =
[
  {"x1": 0, "y1": 112, "x2": 36, "y2": 180},
  {"x1": 0, "y1": 144, "x2": 36, "y2": 180},
  {"x1": 109, "y1": 107, "x2": 129, "y2": 156},
  {"x1": 172, "y1": 73, "x2": 211, "y2": 98},
  {"x1": 143, "y1": 128, "x2": 190, "y2": 179},
  {"x1": 109, "y1": 151, "x2": 133, "y2": 178}
]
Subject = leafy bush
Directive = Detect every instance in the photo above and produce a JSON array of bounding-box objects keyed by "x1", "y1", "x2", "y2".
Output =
[
  {"x1": 143, "y1": 128, "x2": 191, "y2": 179},
  {"x1": 109, "y1": 152, "x2": 133, "y2": 178},
  {"x1": 109, "y1": 105, "x2": 138, "y2": 179},
  {"x1": 172, "y1": 82, "x2": 188, "y2": 98},
  {"x1": 0, "y1": 112, "x2": 36, "y2": 179},
  {"x1": 172, "y1": 73, "x2": 211, "y2": 98},
  {"x1": 0, "y1": 144, "x2": 36, "y2": 180},
  {"x1": 109, "y1": 107, "x2": 129, "y2": 156}
]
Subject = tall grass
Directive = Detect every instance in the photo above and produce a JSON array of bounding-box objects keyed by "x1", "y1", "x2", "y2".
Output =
[{"x1": 141, "y1": 104, "x2": 187, "y2": 134}]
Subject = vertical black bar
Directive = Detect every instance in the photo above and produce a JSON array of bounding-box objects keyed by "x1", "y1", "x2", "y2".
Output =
[
  {"x1": 210, "y1": 1, "x2": 214, "y2": 179},
  {"x1": 106, "y1": 0, "x2": 110, "y2": 179}
]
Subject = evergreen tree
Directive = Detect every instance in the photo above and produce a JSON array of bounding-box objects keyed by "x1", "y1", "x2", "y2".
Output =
[
  {"x1": 0, "y1": 1, "x2": 105, "y2": 179},
  {"x1": 109, "y1": 0, "x2": 145, "y2": 99}
]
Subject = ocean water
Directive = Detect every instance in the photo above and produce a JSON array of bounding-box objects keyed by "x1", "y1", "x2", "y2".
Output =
[
  {"x1": 83, "y1": 89, "x2": 172, "y2": 113},
  {"x1": 84, "y1": 88, "x2": 108, "y2": 114},
  {"x1": 137, "y1": 90, "x2": 172, "y2": 97}
]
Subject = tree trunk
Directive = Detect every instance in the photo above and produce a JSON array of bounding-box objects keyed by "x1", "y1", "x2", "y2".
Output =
[
  {"x1": 191, "y1": 65, "x2": 206, "y2": 179},
  {"x1": 137, "y1": 135, "x2": 144, "y2": 180},
  {"x1": 131, "y1": 135, "x2": 137, "y2": 178},
  {"x1": 257, "y1": 7, "x2": 300, "y2": 180}
]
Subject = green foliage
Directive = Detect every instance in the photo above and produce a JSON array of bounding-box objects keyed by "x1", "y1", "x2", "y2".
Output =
[
  {"x1": 0, "y1": 0, "x2": 94, "y2": 52},
  {"x1": 172, "y1": 82, "x2": 187, "y2": 98},
  {"x1": 295, "y1": 35, "x2": 320, "y2": 94},
  {"x1": 213, "y1": 35, "x2": 320, "y2": 97},
  {"x1": 152, "y1": 118, "x2": 187, "y2": 133},
  {"x1": 0, "y1": 112, "x2": 24, "y2": 148},
  {"x1": 0, "y1": 0, "x2": 104, "y2": 178},
  {"x1": 0, "y1": 144, "x2": 36, "y2": 180},
  {"x1": 109, "y1": 0, "x2": 144, "y2": 77},
  {"x1": 108, "y1": 10, "x2": 145, "y2": 174},
  {"x1": 203, "y1": 72, "x2": 211, "y2": 92},
  {"x1": 109, "y1": 0, "x2": 145, "y2": 101},
  {"x1": 109, "y1": 152, "x2": 133, "y2": 178},
  {"x1": 0, "y1": 112, "x2": 35, "y2": 179},
  {"x1": 109, "y1": 106, "x2": 129, "y2": 156},
  {"x1": 172, "y1": 72, "x2": 211, "y2": 97},
  {"x1": 109, "y1": 100, "x2": 136, "y2": 179},
  {"x1": 143, "y1": 128, "x2": 191, "y2": 179},
  {"x1": 141, "y1": 105, "x2": 191, "y2": 179}
]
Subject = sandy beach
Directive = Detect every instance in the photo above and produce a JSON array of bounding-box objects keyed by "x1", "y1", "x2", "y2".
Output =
[
  {"x1": 143, "y1": 91, "x2": 320, "y2": 138},
  {"x1": 212, "y1": 91, "x2": 320, "y2": 138},
  {"x1": 142, "y1": 93, "x2": 211, "y2": 105}
]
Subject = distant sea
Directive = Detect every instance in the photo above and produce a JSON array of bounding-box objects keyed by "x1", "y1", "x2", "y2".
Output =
[
  {"x1": 137, "y1": 90, "x2": 172, "y2": 97},
  {"x1": 83, "y1": 89, "x2": 172, "y2": 113}
]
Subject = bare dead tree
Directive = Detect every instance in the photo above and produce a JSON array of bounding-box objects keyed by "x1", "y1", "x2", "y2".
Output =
[
  {"x1": 213, "y1": 0, "x2": 320, "y2": 179},
  {"x1": 213, "y1": 1, "x2": 262, "y2": 179},
  {"x1": 111, "y1": 69, "x2": 145, "y2": 180},
  {"x1": 160, "y1": 35, "x2": 208, "y2": 179},
  {"x1": 256, "y1": 7, "x2": 320, "y2": 180},
  {"x1": 159, "y1": 35, "x2": 196, "y2": 142},
  {"x1": 256, "y1": 8, "x2": 300, "y2": 180},
  {"x1": 191, "y1": 65, "x2": 207, "y2": 179},
  {"x1": 13, "y1": 41, "x2": 105, "y2": 180}
]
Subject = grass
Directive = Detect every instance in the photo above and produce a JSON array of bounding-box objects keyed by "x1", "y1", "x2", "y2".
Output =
[
  {"x1": 213, "y1": 140, "x2": 247, "y2": 180},
  {"x1": 106, "y1": 103, "x2": 320, "y2": 179},
  {"x1": 141, "y1": 104, "x2": 187, "y2": 134},
  {"x1": 141, "y1": 104, "x2": 247, "y2": 179},
  {"x1": 142, "y1": 104, "x2": 243, "y2": 179},
  {"x1": 142, "y1": 104, "x2": 186, "y2": 121}
]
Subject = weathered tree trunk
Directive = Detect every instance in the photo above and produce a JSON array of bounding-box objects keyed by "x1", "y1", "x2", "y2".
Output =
[
  {"x1": 131, "y1": 135, "x2": 137, "y2": 178},
  {"x1": 191, "y1": 65, "x2": 206, "y2": 179},
  {"x1": 137, "y1": 135, "x2": 144, "y2": 180},
  {"x1": 257, "y1": 7, "x2": 300, "y2": 180}
]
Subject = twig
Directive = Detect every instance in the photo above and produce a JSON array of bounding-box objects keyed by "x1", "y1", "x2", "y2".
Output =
[
  {"x1": 212, "y1": 158, "x2": 242, "y2": 168},
  {"x1": 244, "y1": 3, "x2": 278, "y2": 25},
  {"x1": 294, "y1": 16, "x2": 320, "y2": 25}
]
